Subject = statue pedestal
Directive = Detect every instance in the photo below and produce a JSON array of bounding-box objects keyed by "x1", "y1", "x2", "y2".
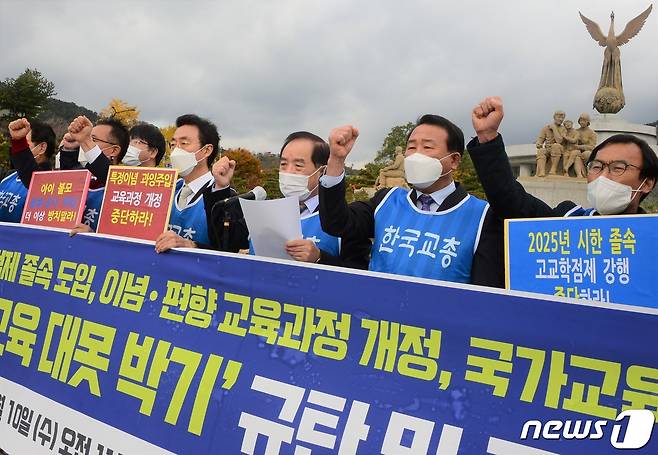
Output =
[{"x1": 517, "y1": 176, "x2": 589, "y2": 208}]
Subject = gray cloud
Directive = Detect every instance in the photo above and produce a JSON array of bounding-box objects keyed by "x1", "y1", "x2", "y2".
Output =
[{"x1": 1, "y1": 0, "x2": 656, "y2": 166}]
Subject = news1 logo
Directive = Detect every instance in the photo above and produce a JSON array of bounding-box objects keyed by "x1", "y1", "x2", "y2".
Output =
[{"x1": 520, "y1": 410, "x2": 655, "y2": 449}]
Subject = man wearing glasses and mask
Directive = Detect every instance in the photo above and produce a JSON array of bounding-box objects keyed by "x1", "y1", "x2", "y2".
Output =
[
  {"x1": 68, "y1": 122, "x2": 167, "y2": 235},
  {"x1": 65, "y1": 116, "x2": 129, "y2": 230},
  {"x1": 468, "y1": 97, "x2": 658, "y2": 218}
]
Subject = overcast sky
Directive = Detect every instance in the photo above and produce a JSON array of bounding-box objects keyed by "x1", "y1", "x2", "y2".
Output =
[{"x1": 1, "y1": 0, "x2": 656, "y2": 166}]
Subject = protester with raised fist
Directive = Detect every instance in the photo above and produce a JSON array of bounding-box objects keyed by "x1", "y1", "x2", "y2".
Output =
[
  {"x1": 468, "y1": 97, "x2": 658, "y2": 217},
  {"x1": 205, "y1": 131, "x2": 370, "y2": 267},
  {"x1": 319, "y1": 117, "x2": 504, "y2": 287},
  {"x1": 65, "y1": 116, "x2": 129, "y2": 184},
  {"x1": 63, "y1": 116, "x2": 129, "y2": 230},
  {"x1": 1, "y1": 118, "x2": 56, "y2": 222}
]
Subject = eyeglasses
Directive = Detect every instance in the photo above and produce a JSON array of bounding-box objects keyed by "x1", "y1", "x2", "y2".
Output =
[
  {"x1": 130, "y1": 139, "x2": 151, "y2": 148},
  {"x1": 586, "y1": 159, "x2": 641, "y2": 177},
  {"x1": 92, "y1": 136, "x2": 118, "y2": 147}
]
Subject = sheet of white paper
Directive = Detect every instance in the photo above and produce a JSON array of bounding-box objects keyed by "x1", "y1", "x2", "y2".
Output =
[{"x1": 240, "y1": 197, "x2": 302, "y2": 259}]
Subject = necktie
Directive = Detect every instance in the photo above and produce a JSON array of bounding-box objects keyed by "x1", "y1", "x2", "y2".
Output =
[
  {"x1": 178, "y1": 185, "x2": 194, "y2": 209},
  {"x1": 418, "y1": 194, "x2": 434, "y2": 212}
]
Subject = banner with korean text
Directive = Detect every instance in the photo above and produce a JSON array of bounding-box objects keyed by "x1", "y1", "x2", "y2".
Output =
[
  {"x1": 0, "y1": 222, "x2": 656, "y2": 454},
  {"x1": 505, "y1": 214, "x2": 658, "y2": 309},
  {"x1": 96, "y1": 166, "x2": 177, "y2": 241},
  {"x1": 21, "y1": 170, "x2": 90, "y2": 228}
]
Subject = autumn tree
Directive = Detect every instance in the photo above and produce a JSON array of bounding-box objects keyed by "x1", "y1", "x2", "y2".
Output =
[
  {"x1": 260, "y1": 168, "x2": 283, "y2": 200},
  {"x1": 223, "y1": 148, "x2": 262, "y2": 193},
  {"x1": 0, "y1": 68, "x2": 56, "y2": 119},
  {"x1": 374, "y1": 121, "x2": 414, "y2": 165},
  {"x1": 99, "y1": 99, "x2": 140, "y2": 127},
  {"x1": 159, "y1": 125, "x2": 176, "y2": 167}
]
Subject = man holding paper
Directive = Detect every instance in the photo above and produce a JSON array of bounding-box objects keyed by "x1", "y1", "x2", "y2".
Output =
[
  {"x1": 208, "y1": 131, "x2": 370, "y2": 268},
  {"x1": 319, "y1": 116, "x2": 504, "y2": 286}
]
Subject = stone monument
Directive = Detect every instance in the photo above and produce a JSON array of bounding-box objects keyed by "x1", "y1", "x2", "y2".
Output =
[
  {"x1": 535, "y1": 111, "x2": 567, "y2": 177},
  {"x1": 579, "y1": 5, "x2": 653, "y2": 113},
  {"x1": 375, "y1": 146, "x2": 409, "y2": 190}
]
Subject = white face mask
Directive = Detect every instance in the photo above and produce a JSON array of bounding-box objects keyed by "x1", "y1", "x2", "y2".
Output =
[
  {"x1": 404, "y1": 152, "x2": 455, "y2": 189},
  {"x1": 170, "y1": 146, "x2": 204, "y2": 177},
  {"x1": 279, "y1": 166, "x2": 323, "y2": 201},
  {"x1": 122, "y1": 145, "x2": 150, "y2": 166},
  {"x1": 587, "y1": 176, "x2": 646, "y2": 215}
]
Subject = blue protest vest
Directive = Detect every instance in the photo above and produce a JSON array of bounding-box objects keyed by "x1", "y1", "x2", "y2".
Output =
[
  {"x1": 249, "y1": 212, "x2": 341, "y2": 257},
  {"x1": 83, "y1": 187, "x2": 105, "y2": 230},
  {"x1": 0, "y1": 172, "x2": 27, "y2": 223},
  {"x1": 565, "y1": 206, "x2": 597, "y2": 216},
  {"x1": 301, "y1": 212, "x2": 340, "y2": 257},
  {"x1": 369, "y1": 187, "x2": 489, "y2": 282},
  {"x1": 168, "y1": 179, "x2": 210, "y2": 244}
]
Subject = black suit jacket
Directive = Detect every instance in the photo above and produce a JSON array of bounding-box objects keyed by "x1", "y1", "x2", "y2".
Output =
[
  {"x1": 319, "y1": 178, "x2": 504, "y2": 288},
  {"x1": 10, "y1": 146, "x2": 52, "y2": 188},
  {"x1": 467, "y1": 134, "x2": 648, "y2": 217}
]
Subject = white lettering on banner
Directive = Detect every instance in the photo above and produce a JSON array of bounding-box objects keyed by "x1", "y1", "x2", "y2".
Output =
[
  {"x1": 238, "y1": 374, "x2": 566, "y2": 454},
  {"x1": 378, "y1": 225, "x2": 462, "y2": 266},
  {"x1": 0, "y1": 377, "x2": 172, "y2": 455},
  {"x1": 519, "y1": 410, "x2": 654, "y2": 450}
]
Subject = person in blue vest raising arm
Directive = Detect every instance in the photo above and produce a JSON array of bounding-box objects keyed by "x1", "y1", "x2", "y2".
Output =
[
  {"x1": 319, "y1": 116, "x2": 504, "y2": 287},
  {"x1": 467, "y1": 97, "x2": 658, "y2": 217},
  {"x1": 205, "y1": 131, "x2": 371, "y2": 268},
  {"x1": 1, "y1": 118, "x2": 56, "y2": 222}
]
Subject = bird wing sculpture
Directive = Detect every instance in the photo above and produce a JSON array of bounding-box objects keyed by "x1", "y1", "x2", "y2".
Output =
[
  {"x1": 616, "y1": 4, "x2": 653, "y2": 46},
  {"x1": 579, "y1": 11, "x2": 607, "y2": 46}
]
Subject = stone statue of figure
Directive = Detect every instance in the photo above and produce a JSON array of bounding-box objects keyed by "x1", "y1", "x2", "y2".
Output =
[
  {"x1": 375, "y1": 146, "x2": 409, "y2": 190},
  {"x1": 580, "y1": 5, "x2": 653, "y2": 114},
  {"x1": 535, "y1": 111, "x2": 567, "y2": 177},
  {"x1": 569, "y1": 113, "x2": 598, "y2": 178},
  {"x1": 561, "y1": 120, "x2": 580, "y2": 176}
]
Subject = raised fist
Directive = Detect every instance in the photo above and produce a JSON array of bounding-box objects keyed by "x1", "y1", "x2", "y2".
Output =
[
  {"x1": 328, "y1": 125, "x2": 359, "y2": 161},
  {"x1": 8, "y1": 118, "x2": 30, "y2": 141},
  {"x1": 211, "y1": 155, "x2": 236, "y2": 189},
  {"x1": 472, "y1": 97, "x2": 504, "y2": 144},
  {"x1": 60, "y1": 133, "x2": 80, "y2": 151},
  {"x1": 67, "y1": 116, "x2": 94, "y2": 144}
]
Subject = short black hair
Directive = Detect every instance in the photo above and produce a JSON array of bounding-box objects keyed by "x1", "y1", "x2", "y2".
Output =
[
  {"x1": 175, "y1": 114, "x2": 220, "y2": 167},
  {"x1": 280, "y1": 131, "x2": 330, "y2": 168},
  {"x1": 129, "y1": 122, "x2": 166, "y2": 165},
  {"x1": 408, "y1": 114, "x2": 465, "y2": 155},
  {"x1": 29, "y1": 120, "x2": 56, "y2": 159},
  {"x1": 588, "y1": 134, "x2": 658, "y2": 201},
  {"x1": 96, "y1": 118, "x2": 130, "y2": 161}
]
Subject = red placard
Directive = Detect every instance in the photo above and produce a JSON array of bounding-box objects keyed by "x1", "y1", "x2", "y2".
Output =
[
  {"x1": 21, "y1": 170, "x2": 91, "y2": 228},
  {"x1": 96, "y1": 166, "x2": 178, "y2": 241}
]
